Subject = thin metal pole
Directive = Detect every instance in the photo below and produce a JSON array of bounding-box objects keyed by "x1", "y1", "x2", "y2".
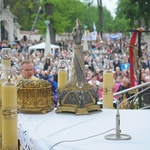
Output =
[
  {"x1": 113, "y1": 81, "x2": 150, "y2": 97},
  {"x1": 28, "y1": 7, "x2": 41, "y2": 42},
  {"x1": 138, "y1": 18, "x2": 142, "y2": 108}
]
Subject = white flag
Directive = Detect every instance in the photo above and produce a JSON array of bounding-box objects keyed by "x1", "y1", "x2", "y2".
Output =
[{"x1": 93, "y1": 22, "x2": 96, "y2": 31}]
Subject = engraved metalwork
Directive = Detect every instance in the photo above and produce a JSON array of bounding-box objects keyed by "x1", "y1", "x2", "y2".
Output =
[
  {"x1": 2, "y1": 108, "x2": 17, "y2": 119},
  {"x1": 56, "y1": 82, "x2": 101, "y2": 114},
  {"x1": 70, "y1": 45, "x2": 86, "y2": 82},
  {"x1": 17, "y1": 80, "x2": 54, "y2": 114}
]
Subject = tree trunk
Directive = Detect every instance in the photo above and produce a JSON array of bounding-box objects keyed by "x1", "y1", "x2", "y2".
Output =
[
  {"x1": 97, "y1": 0, "x2": 103, "y2": 39},
  {"x1": 49, "y1": 19, "x2": 56, "y2": 44}
]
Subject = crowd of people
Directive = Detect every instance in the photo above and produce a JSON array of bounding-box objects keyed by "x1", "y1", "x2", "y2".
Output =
[{"x1": 0, "y1": 36, "x2": 150, "y2": 108}]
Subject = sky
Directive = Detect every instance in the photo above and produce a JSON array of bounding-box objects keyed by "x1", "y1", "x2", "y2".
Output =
[
  {"x1": 88, "y1": 0, "x2": 118, "y2": 18},
  {"x1": 99, "y1": 0, "x2": 118, "y2": 17}
]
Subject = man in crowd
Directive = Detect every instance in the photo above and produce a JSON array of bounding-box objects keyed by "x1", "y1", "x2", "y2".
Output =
[{"x1": 18, "y1": 60, "x2": 38, "y2": 81}]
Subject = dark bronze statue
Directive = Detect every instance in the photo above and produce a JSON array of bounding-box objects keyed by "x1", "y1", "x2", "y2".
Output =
[
  {"x1": 70, "y1": 19, "x2": 86, "y2": 82},
  {"x1": 56, "y1": 19, "x2": 101, "y2": 114}
]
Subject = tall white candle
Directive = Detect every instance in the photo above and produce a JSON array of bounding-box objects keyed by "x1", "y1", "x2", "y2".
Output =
[
  {"x1": 103, "y1": 88, "x2": 114, "y2": 109},
  {"x1": 103, "y1": 70, "x2": 114, "y2": 109},
  {"x1": 2, "y1": 81, "x2": 18, "y2": 149},
  {"x1": 58, "y1": 69, "x2": 68, "y2": 88},
  {"x1": 103, "y1": 71, "x2": 114, "y2": 88},
  {"x1": 0, "y1": 82, "x2": 2, "y2": 150}
]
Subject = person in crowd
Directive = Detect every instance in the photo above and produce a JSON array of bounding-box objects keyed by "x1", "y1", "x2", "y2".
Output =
[
  {"x1": 142, "y1": 58, "x2": 150, "y2": 69},
  {"x1": 43, "y1": 58, "x2": 51, "y2": 71},
  {"x1": 94, "y1": 68, "x2": 103, "y2": 82},
  {"x1": 40, "y1": 70, "x2": 48, "y2": 80},
  {"x1": 145, "y1": 75, "x2": 150, "y2": 82},
  {"x1": 94, "y1": 57, "x2": 103, "y2": 71},
  {"x1": 145, "y1": 67, "x2": 150, "y2": 76},
  {"x1": 18, "y1": 60, "x2": 38, "y2": 81},
  {"x1": 117, "y1": 76, "x2": 130, "y2": 102},
  {"x1": 86, "y1": 69, "x2": 95, "y2": 82},
  {"x1": 120, "y1": 58, "x2": 130, "y2": 71},
  {"x1": 113, "y1": 58, "x2": 121, "y2": 71},
  {"x1": 2, "y1": 35, "x2": 150, "y2": 109},
  {"x1": 88, "y1": 61, "x2": 95, "y2": 72},
  {"x1": 114, "y1": 66, "x2": 122, "y2": 79},
  {"x1": 48, "y1": 75, "x2": 58, "y2": 107},
  {"x1": 88, "y1": 73, "x2": 101, "y2": 92},
  {"x1": 49, "y1": 67, "x2": 58, "y2": 83},
  {"x1": 34, "y1": 69, "x2": 42, "y2": 79}
]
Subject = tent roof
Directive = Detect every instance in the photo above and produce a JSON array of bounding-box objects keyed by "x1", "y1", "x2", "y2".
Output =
[{"x1": 28, "y1": 42, "x2": 60, "y2": 51}]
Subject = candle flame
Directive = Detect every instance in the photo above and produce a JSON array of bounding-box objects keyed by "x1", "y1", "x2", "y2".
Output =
[{"x1": 8, "y1": 76, "x2": 11, "y2": 82}]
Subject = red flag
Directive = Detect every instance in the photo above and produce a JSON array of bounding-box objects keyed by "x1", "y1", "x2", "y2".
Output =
[{"x1": 129, "y1": 32, "x2": 137, "y2": 87}]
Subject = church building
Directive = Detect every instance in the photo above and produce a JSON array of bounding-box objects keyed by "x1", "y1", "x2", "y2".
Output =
[{"x1": 0, "y1": 0, "x2": 21, "y2": 42}]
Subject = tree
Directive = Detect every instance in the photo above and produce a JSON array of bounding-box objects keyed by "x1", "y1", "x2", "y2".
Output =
[
  {"x1": 40, "y1": 0, "x2": 87, "y2": 43},
  {"x1": 116, "y1": 0, "x2": 150, "y2": 30},
  {"x1": 4, "y1": 0, "x2": 115, "y2": 43},
  {"x1": 102, "y1": 7, "x2": 114, "y2": 32},
  {"x1": 97, "y1": 0, "x2": 103, "y2": 38},
  {"x1": 4, "y1": 0, "x2": 40, "y2": 31}
]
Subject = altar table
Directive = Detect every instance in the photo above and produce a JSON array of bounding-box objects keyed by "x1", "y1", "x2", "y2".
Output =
[{"x1": 18, "y1": 109, "x2": 150, "y2": 150}]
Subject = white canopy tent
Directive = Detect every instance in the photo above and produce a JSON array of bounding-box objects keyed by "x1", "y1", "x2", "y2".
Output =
[{"x1": 28, "y1": 42, "x2": 60, "y2": 54}]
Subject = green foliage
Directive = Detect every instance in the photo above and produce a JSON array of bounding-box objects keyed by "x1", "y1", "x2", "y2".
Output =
[
  {"x1": 5, "y1": 0, "x2": 150, "y2": 36},
  {"x1": 102, "y1": 7, "x2": 114, "y2": 32},
  {"x1": 54, "y1": 0, "x2": 86, "y2": 33},
  {"x1": 35, "y1": 0, "x2": 87, "y2": 35},
  {"x1": 77, "y1": 4, "x2": 114, "y2": 32},
  {"x1": 116, "y1": 0, "x2": 150, "y2": 29},
  {"x1": 81, "y1": 5, "x2": 98, "y2": 31},
  {"x1": 4, "y1": 0, "x2": 40, "y2": 31},
  {"x1": 4, "y1": 0, "x2": 119, "y2": 38},
  {"x1": 112, "y1": 17, "x2": 130, "y2": 32}
]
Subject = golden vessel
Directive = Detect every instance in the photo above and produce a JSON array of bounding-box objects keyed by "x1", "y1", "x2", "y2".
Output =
[{"x1": 17, "y1": 80, "x2": 54, "y2": 114}]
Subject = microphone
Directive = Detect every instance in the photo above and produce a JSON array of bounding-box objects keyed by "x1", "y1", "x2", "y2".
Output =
[
  {"x1": 105, "y1": 100, "x2": 131, "y2": 140},
  {"x1": 105, "y1": 83, "x2": 150, "y2": 140}
]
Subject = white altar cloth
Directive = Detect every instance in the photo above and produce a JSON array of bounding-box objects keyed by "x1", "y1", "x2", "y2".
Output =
[{"x1": 18, "y1": 109, "x2": 150, "y2": 150}]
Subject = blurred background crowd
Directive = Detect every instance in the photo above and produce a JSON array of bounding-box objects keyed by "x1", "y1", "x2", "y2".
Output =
[{"x1": 0, "y1": 37, "x2": 150, "y2": 104}]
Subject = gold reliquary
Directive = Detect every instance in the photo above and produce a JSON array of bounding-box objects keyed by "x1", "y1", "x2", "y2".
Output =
[
  {"x1": 56, "y1": 81, "x2": 101, "y2": 115},
  {"x1": 17, "y1": 79, "x2": 54, "y2": 114}
]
